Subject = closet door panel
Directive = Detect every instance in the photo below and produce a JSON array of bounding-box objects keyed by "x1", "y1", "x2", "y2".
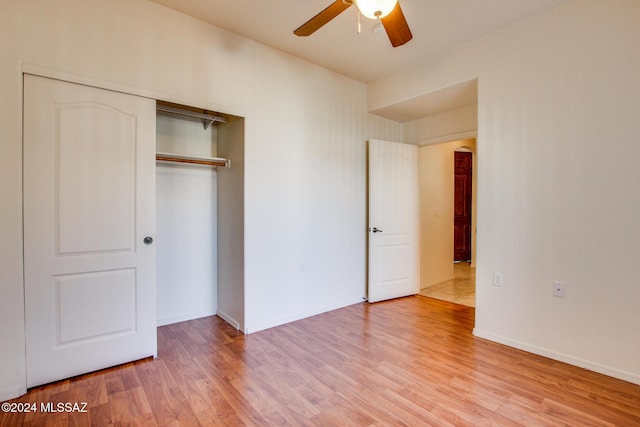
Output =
[
  {"x1": 23, "y1": 74, "x2": 156, "y2": 388},
  {"x1": 57, "y1": 103, "x2": 135, "y2": 254}
]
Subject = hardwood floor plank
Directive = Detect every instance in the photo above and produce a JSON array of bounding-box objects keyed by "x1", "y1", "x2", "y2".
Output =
[{"x1": 3, "y1": 296, "x2": 639, "y2": 426}]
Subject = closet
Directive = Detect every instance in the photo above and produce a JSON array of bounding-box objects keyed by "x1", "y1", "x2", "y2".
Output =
[
  {"x1": 155, "y1": 101, "x2": 245, "y2": 330},
  {"x1": 23, "y1": 74, "x2": 245, "y2": 388}
]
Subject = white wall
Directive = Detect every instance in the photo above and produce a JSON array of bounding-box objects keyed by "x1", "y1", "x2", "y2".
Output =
[
  {"x1": 418, "y1": 139, "x2": 476, "y2": 288},
  {"x1": 371, "y1": 0, "x2": 640, "y2": 384},
  {"x1": 156, "y1": 115, "x2": 218, "y2": 326},
  {"x1": 0, "y1": 0, "x2": 402, "y2": 399},
  {"x1": 404, "y1": 104, "x2": 477, "y2": 146},
  {"x1": 217, "y1": 118, "x2": 245, "y2": 331}
]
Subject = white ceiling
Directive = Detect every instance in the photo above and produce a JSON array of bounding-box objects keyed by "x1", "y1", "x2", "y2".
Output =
[{"x1": 149, "y1": 0, "x2": 570, "y2": 120}]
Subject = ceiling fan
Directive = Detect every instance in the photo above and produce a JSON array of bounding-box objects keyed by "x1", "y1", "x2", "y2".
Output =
[{"x1": 293, "y1": 0, "x2": 413, "y2": 47}]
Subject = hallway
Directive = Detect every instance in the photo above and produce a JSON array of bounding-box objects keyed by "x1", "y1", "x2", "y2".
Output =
[{"x1": 419, "y1": 262, "x2": 475, "y2": 307}]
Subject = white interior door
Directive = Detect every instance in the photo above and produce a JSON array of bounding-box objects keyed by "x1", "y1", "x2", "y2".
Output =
[
  {"x1": 368, "y1": 139, "x2": 418, "y2": 303},
  {"x1": 23, "y1": 75, "x2": 157, "y2": 387}
]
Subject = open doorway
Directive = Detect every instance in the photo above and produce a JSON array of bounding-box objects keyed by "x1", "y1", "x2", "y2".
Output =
[{"x1": 417, "y1": 139, "x2": 476, "y2": 307}]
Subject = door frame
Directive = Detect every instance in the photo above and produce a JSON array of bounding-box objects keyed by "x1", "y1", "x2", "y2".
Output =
[
  {"x1": 416, "y1": 138, "x2": 477, "y2": 299},
  {"x1": 5, "y1": 64, "x2": 247, "y2": 400}
]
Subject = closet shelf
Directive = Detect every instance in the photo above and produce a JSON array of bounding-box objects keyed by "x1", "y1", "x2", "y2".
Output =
[
  {"x1": 156, "y1": 152, "x2": 230, "y2": 168},
  {"x1": 156, "y1": 104, "x2": 226, "y2": 130}
]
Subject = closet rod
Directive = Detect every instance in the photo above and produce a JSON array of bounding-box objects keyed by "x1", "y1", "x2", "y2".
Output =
[
  {"x1": 156, "y1": 104, "x2": 226, "y2": 129},
  {"x1": 156, "y1": 152, "x2": 230, "y2": 168}
]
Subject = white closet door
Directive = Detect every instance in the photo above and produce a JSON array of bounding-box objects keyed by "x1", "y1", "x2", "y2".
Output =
[{"x1": 23, "y1": 75, "x2": 157, "y2": 387}]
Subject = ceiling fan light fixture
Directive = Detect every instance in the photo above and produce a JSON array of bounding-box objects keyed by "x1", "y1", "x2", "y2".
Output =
[{"x1": 354, "y1": 0, "x2": 398, "y2": 20}]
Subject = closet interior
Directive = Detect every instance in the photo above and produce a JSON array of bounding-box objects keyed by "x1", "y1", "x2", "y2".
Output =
[{"x1": 155, "y1": 100, "x2": 245, "y2": 331}]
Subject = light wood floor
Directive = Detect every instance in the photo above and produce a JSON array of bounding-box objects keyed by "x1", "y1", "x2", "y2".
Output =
[
  {"x1": 419, "y1": 262, "x2": 476, "y2": 307},
  {"x1": 2, "y1": 297, "x2": 639, "y2": 426}
]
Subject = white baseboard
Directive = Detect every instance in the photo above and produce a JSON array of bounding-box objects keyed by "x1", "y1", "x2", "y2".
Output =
[
  {"x1": 473, "y1": 328, "x2": 640, "y2": 386},
  {"x1": 0, "y1": 385, "x2": 27, "y2": 402},
  {"x1": 217, "y1": 310, "x2": 241, "y2": 331},
  {"x1": 156, "y1": 309, "x2": 217, "y2": 327},
  {"x1": 245, "y1": 296, "x2": 365, "y2": 334}
]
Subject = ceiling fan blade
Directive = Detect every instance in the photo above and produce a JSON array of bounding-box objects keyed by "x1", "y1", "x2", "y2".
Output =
[
  {"x1": 380, "y1": 2, "x2": 413, "y2": 47},
  {"x1": 294, "y1": 1, "x2": 352, "y2": 37}
]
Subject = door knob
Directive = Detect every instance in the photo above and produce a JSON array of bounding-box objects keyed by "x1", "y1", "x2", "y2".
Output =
[
  {"x1": 368, "y1": 227, "x2": 383, "y2": 233},
  {"x1": 143, "y1": 236, "x2": 153, "y2": 245}
]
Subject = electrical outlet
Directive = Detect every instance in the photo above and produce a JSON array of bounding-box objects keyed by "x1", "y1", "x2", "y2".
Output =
[
  {"x1": 553, "y1": 281, "x2": 566, "y2": 298},
  {"x1": 493, "y1": 272, "x2": 503, "y2": 287}
]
